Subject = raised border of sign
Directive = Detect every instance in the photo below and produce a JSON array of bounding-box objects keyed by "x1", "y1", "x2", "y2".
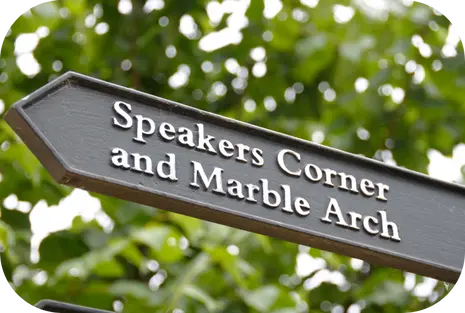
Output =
[
  {"x1": 5, "y1": 72, "x2": 465, "y2": 283},
  {"x1": 35, "y1": 299, "x2": 114, "y2": 313}
]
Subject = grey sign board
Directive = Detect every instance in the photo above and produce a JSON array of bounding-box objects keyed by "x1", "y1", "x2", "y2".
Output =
[{"x1": 5, "y1": 72, "x2": 465, "y2": 283}]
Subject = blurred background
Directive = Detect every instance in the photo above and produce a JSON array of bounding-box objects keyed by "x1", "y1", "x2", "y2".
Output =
[{"x1": 1, "y1": 0, "x2": 464, "y2": 312}]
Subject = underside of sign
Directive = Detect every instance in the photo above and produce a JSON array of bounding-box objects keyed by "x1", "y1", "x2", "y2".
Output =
[{"x1": 5, "y1": 72, "x2": 465, "y2": 283}]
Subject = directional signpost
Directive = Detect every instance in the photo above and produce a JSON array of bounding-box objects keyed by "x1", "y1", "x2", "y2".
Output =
[{"x1": 5, "y1": 72, "x2": 465, "y2": 283}]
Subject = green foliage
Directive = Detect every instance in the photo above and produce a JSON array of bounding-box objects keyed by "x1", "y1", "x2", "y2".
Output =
[{"x1": 0, "y1": 0, "x2": 462, "y2": 312}]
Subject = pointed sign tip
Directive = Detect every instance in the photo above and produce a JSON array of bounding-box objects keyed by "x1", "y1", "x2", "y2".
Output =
[
  {"x1": 61, "y1": 70, "x2": 91, "y2": 82},
  {"x1": 5, "y1": 72, "x2": 78, "y2": 114},
  {"x1": 60, "y1": 70, "x2": 80, "y2": 80}
]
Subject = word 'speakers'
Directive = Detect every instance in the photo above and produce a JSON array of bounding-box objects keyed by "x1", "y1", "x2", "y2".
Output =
[
  {"x1": 111, "y1": 100, "x2": 400, "y2": 242},
  {"x1": 5, "y1": 72, "x2": 465, "y2": 283}
]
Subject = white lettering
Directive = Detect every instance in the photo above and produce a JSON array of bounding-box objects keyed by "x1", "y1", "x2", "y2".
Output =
[
  {"x1": 111, "y1": 147, "x2": 130, "y2": 169},
  {"x1": 157, "y1": 153, "x2": 178, "y2": 181},
  {"x1": 159, "y1": 122, "x2": 176, "y2": 141},
  {"x1": 245, "y1": 184, "x2": 260, "y2": 203},
  {"x1": 338, "y1": 172, "x2": 359, "y2": 193},
  {"x1": 177, "y1": 127, "x2": 196, "y2": 148},
  {"x1": 112, "y1": 101, "x2": 133, "y2": 129},
  {"x1": 134, "y1": 115, "x2": 156, "y2": 143},
  {"x1": 379, "y1": 210, "x2": 401, "y2": 241},
  {"x1": 219, "y1": 139, "x2": 235, "y2": 158},
  {"x1": 294, "y1": 197, "x2": 310, "y2": 216},
  {"x1": 321, "y1": 198, "x2": 349, "y2": 227},
  {"x1": 347, "y1": 211, "x2": 362, "y2": 230},
  {"x1": 376, "y1": 183, "x2": 389, "y2": 202},
  {"x1": 281, "y1": 185, "x2": 294, "y2": 213},
  {"x1": 360, "y1": 179, "x2": 375, "y2": 197},
  {"x1": 251, "y1": 148, "x2": 264, "y2": 167},
  {"x1": 363, "y1": 216, "x2": 379, "y2": 235},
  {"x1": 227, "y1": 179, "x2": 244, "y2": 199},
  {"x1": 131, "y1": 153, "x2": 154, "y2": 175},
  {"x1": 195, "y1": 124, "x2": 217, "y2": 154},
  {"x1": 277, "y1": 149, "x2": 302, "y2": 177},
  {"x1": 260, "y1": 179, "x2": 281, "y2": 208},
  {"x1": 190, "y1": 161, "x2": 225, "y2": 195},
  {"x1": 304, "y1": 164, "x2": 322, "y2": 182},
  {"x1": 235, "y1": 143, "x2": 250, "y2": 163},
  {"x1": 322, "y1": 168, "x2": 337, "y2": 187}
]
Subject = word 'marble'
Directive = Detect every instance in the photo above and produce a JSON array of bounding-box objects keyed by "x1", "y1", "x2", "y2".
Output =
[{"x1": 111, "y1": 100, "x2": 401, "y2": 242}]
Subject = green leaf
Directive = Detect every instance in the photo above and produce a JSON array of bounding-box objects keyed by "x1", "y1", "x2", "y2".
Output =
[
  {"x1": 38, "y1": 231, "x2": 90, "y2": 270},
  {"x1": 254, "y1": 234, "x2": 272, "y2": 254},
  {"x1": 272, "y1": 309, "x2": 297, "y2": 313},
  {"x1": 164, "y1": 252, "x2": 212, "y2": 311},
  {"x1": 167, "y1": 212, "x2": 204, "y2": 242},
  {"x1": 132, "y1": 226, "x2": 172, "y2": 250},
  {"x1": 32, "y1": 1, "x2": 59, "y2": 19},
  {"x1": 205, "y1": 245, "x2": 248, "y2": 288},
  {"x1": 240, "y1": 285, "x2": 280, "y2": 312},
  {"x1": 366, "y1": 281, "x2": 410, "y2": 306},
  {"x1": 356, "y1": 268, "x2": 404, "y2": 298},
  {"x1": 131, "y1": 224, "x2": 184, "y2": 263},
  {"x1": 93, "y1": 259, "x2": 125, "y2": 277},
  {"x1": 0, "y1": 220, "x2": 16, "y2": 281},
  {"x1": 120, "y1": 242, "x2": 144, "y2": 268},
  {"x1": 295, "y1": 34, "x2": 329, "y2": 58},
  {"x1": 183, "y1": 284, "x2": 225, "y2": 312},
  {"x1": 0, "y1": 208, "x2": 31, "y2": 230},
  {"x1": 108, "y1": 280, "x2": 154, "y2": 300},
  {"x1": 55, "y1": 238, "x2": 132, "y2": 279},
  {"x1": 64, "y1": 0, "x2": 86, "y2": 15},
  {"x1": 0, "y1": 219, "x2": 15, "y2": 251}
]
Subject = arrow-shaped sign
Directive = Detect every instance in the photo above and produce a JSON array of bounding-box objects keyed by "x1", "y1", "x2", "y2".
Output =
[{"x1": 5, "y1": 72, "x2": 465, "y2": 283}]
